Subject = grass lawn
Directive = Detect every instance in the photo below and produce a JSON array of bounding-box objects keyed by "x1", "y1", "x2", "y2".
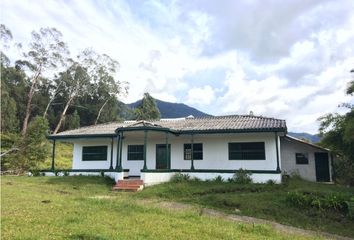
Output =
[
  {"x1": 137, "y1": 178, "x2": 354, "y2": 238},
  {"x1": 40, "y1": 142, "x2": 73, "y2": 169},
  {"x1": 2, "y1": 176, "x2": 322, "y2": 240}
]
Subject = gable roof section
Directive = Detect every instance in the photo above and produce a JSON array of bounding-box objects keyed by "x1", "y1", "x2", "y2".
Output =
[
  {"x1": 283, "y1": 135, "x2": 329, "y2": 152},
  {"x1": 49, "y1": 115, "x2": 287, "y2": 139}
]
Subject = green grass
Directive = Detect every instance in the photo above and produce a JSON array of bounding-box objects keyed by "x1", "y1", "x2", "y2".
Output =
[
  {"x1": 2, "y1": 176, "x2": 321, "y2": 240},
  {"x1": 40, "y1": 142, "x2": 73, "y2": 169},
  {"x1": 137, "y1": 178, "x2": 354, "y2": 238}
]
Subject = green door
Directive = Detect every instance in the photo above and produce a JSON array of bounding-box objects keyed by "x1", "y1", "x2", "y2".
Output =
[
  {"x1": 156, "y1": 144, "x2": 171, "y2": 169},
  {"x1": 315, "y1": 152, "x2": 330, "y2": 182}
]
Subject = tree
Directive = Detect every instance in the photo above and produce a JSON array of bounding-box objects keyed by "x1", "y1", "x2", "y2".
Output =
[
  {"x1": 318, "y1": 69, "x2": 354, "y2": 185},
  {"x1": 64, "y1": 110, "x2": 80, "y2": 130},
  {"x1": 17, "y1": 27, "x2": 69, "y2": 135},
  {"x1": 135, "y1": 93, "x2": 161, "y2": 120},
  {"x1": 53, "y1": 49, "x2": 126, "y2": 132},
  {"x1": 3, "y1": 117, "x2": 50, "y2": 172},
  {"x1": 53, "y1": 62, "x2": 90, "y2": 133}
]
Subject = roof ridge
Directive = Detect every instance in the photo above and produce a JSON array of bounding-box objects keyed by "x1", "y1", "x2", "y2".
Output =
[{"x1": 191, "y1": 114, "x2": 284, "y2": 121}]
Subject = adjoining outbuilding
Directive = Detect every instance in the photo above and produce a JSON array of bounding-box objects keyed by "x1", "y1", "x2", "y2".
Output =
[{"x1": 45, "y1": 115, "x2": 332, "y2": 185}]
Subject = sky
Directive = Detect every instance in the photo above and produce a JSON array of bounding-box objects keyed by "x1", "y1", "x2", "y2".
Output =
[{"x1": 1, "y1": 0, "x2": 354, "y2": 134}]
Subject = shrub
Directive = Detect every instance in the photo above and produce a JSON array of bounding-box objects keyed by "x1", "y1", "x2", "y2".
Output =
[
  {"x1": 170, "y1": 173, "x2": 190, "y2": 183},
  {"x1": 233, "y1": 168, "x2": 252, "y2": 184},
  {"x1": 266, "y1": 179, "x2": 276, "y2": 185},
  {"x1": 30, "y1": 169, "x2": 41, "y2": 177},
  {"x1": 286, "y1": 191, "x2": 348, "y2": 212},
  {"x1": 213, "y1": 175, "x2": 224, "y2": 182},
  {"x1": 63, "y1": 171, "x2": 69, "y2": 176}
]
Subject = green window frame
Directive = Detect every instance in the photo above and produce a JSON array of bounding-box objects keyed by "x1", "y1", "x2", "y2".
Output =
[
  {"x1": 184, "y1": 143, "x2": 203, "y2": 160},
  {"x1": 128, "y1": 145, "x2": 144, "y2": 161},
  {"x1": 82, "y1": 146, "x2": 108, "y2": 161},
  {"x1": 295, "y1": 153, "x2": 309, "y2": 164},
  {"x1": 228, "y1": 142, "x2": 265, "y2": 160}
]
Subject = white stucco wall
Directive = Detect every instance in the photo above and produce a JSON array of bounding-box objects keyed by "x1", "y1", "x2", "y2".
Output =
[
  {"x1": 141, "y1": 172, "x2": 281, "y2": 185},
  {"x1": 72, "y1": 139, "x2": 118, "y2": 170},
  {"x1": 70, "y1": 132, "x2": 281, "y2": 179},
  {"x1": 280, "y1": 137, "x2": 332, "y2": 182}
]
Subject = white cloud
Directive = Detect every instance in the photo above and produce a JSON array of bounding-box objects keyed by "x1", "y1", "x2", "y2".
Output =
[
  {"x1": 187, "y1": 86, "x2": 215, "y2": 106},
  {"x1": 1, "y1": 0, "x2": 354, "y2": 134}
]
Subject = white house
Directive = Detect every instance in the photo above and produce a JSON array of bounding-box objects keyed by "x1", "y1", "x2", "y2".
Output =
[{"x1": 47, "y1": 115, "x2": 332, "y2": 185}]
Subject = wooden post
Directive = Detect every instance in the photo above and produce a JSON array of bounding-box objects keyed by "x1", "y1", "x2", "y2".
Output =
[
  {"x1": 191, "y1": 134, "x2": 194, "y2": 170},
  {"x1": 275, "y1": 132, "x2": 280, "y2": 172},
  {"x1": 165, "y1": 132, "x2": 169, "y2": 169},
  {"x1": 51, "y1": 140, "x2": 56, "y2": 171},
  {"x1": 118, "y1": 132, "x2": 123, "y2": 171},
  {"x1": 109, "y1": 137, "x2": 114, "y2": 170},
  {"x1": 143, "y1": 130, "x2": 148, "y2": 170},
  {"x1": 115, "y1": 133, "x2": 122, "y2": 171}
]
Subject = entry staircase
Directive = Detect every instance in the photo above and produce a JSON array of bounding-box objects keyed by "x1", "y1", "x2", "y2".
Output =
[{"x1": 112, "y1": 179, "x2": 144, "y2": 192}]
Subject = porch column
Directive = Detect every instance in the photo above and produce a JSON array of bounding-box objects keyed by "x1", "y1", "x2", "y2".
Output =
[
  {"x1": 275, "y1": 132, "x2": 280, "y2": 172},
  {"x1": 109, "y1": 137, "x2": 114, "y2": 170},
  {"x1": 190, "y1": 134, "x2": 194, "y2": 170},
  {"x1": 143, "y1": 130, "x2": 148, "y2": 170},
  {"x1": 51, "y1": 140, "x2": 56, "y2": 171},
  {"x1": 115, "y1": 133, "x2": 120, "y2": 171},
  {"x1": 165, "y1": 132, "x2": 170, "y2": 169},
  {"x1": 118, "y1": 132, "x2": 124, "y2": 171}
]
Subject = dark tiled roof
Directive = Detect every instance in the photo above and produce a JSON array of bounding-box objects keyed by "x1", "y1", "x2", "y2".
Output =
[{"x1": 50, "y1": 115, "x2": 287, "y2": 138}]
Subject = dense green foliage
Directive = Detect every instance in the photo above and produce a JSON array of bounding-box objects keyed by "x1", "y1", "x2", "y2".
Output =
[
  {"x1": 1, "y1": 117, "x2": 50, "y2": 172},
  {"x1": 319, "y1": 72, "x2": 354, "y2": 185},
  {"x1": 0, "y1": 24, "x2": 127, "y2": 172},
  {"x1": 1, "y1": 176, "x2": 317, "y2": 240},
  {"x1": 138, "y1": 178, "x2": 354, "y2": 237},
  {"x1": 135, "y1": 92, "x2": 161, "y2": 120}
]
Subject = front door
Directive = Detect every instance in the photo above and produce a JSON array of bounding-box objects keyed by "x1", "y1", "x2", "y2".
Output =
[
  {"x1": 156, "y1": 144, "x2": 171, "y2": 169},
  {"x1": 315, "y1": 152, "x2": 330, "y2": 182}
]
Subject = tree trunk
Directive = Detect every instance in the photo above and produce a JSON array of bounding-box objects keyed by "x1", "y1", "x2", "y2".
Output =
[
  {"x1": 21, "y1": 70, "x2": 41, "y2": 136},
  {"x1": 94, "y1": 99, "x2": 109, "y2": 125},
  {"x1": 43, "y1": 81, "x2": 63, "y2": 117},
  {"x1": 53, "y1": 97, "x2": 74, "y2": 134}
]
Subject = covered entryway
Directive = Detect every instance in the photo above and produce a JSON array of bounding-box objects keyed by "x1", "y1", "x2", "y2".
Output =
[
  {"x1": 315, "y1": 152, "x2": 330, "y2": 182},
  {"x1": 156, "y1": 144, "x2": 170, "y2": 169}
]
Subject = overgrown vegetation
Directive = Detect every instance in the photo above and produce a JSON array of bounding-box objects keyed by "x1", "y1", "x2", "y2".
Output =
[
  {"x1": 318, "y1": 69, "x2": 354, "y2": 186},
  {"x1": 138, "y1": 177, "x2": 354, "y2": 237},
  {"x1": 1, "y1": 176, "x2": 318, "y2": 240}
]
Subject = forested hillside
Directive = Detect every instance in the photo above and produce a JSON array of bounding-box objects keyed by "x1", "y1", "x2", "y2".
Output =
[{"x1": 1, "y1": 24, "x2": 127, "y2": 172}]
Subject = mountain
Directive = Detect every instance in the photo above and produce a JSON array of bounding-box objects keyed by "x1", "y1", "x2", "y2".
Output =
[
  {"x1": 288, "y1": 132, "x2": 321, "y2": 143},
  {"x1": 126, "y1": 99, "x2": 211, "y2": 118}
]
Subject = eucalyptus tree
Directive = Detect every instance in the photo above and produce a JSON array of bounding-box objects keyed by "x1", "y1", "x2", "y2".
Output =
[
  {"x1": 16, "y1": 27, "x2": 69, "y2": 135},
  {"x1": 53, "y1": 49, "x2": 127, "y2": 133}
]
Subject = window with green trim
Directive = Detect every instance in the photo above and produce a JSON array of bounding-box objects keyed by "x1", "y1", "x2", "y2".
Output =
[
  {"x1": 128, "y1": 145, "x2": 144, "y2": 160},
  {"x1": 82, "y1": 146, "x2": 107, "y2": 161},
  {"x1": 295, "y1": 153, "x2": 308, "y2": 164},
  {"x1": 228, "y1": 142, "x2": 265, "y2": 160},
  {"x1": 184, "y1": 143, "x2": 203, "y2": 160}
]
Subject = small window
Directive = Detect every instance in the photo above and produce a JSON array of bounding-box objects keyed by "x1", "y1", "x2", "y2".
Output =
[
  {"x1": 184, "y1": 143, "x2": 203, "y2": 160},
  {"x1": 229, "y1": 142, "x2": 265, "y2": 160},
  {"x1": 128, "y1": 145, "x2": 144, "y2": 160},
  {"x1": 82, "y1": 146, "x2": 107, "y2": 161},
  {"x1": 296, "y1": 153, "x2": 308, "y2": 164}
]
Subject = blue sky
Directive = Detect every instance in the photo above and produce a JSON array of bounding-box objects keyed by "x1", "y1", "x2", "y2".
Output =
[{"x1": 1, "y1": 0, "x2": 354, "y2": 133}]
